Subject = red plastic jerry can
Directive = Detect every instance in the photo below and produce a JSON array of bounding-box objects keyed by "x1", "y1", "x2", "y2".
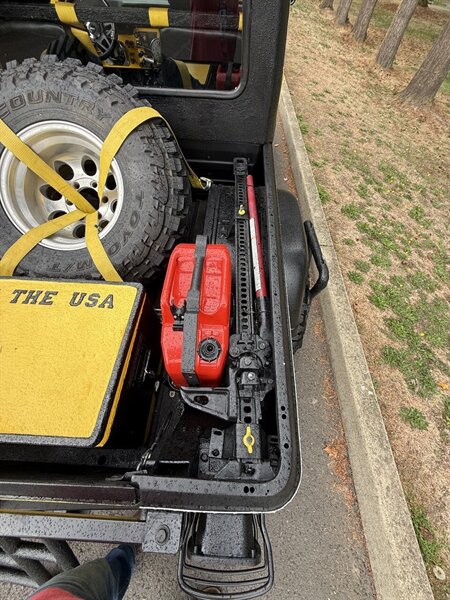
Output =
[{"x1": 161, "y1": 241, "x2": 232, "y2": 387}]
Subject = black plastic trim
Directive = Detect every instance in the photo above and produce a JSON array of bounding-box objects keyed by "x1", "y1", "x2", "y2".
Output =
[
  {"x1": 277, "y1": 189, "x2": 309, "y2": 329},
  {"x1": 304, "y1": 221, "x2": 329, "y2": 299}
]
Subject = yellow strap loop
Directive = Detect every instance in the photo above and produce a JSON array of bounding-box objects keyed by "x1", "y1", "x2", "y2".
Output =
[
  {"x1": 0, "y1": 210, "x2": 85, "y2": 276},
  {"x1": 53, "y1": 1, "x2": 81, "y2": 28},
  {"x1": 98, "y1": 106, "x2": 209, "y2": 198},
  {"x1": 85, "y1": 211, "x2": 122, "y2": 282},
  {"x1": 51, "y1": 1, "x2": 96, "y2": 54},
  {"x1": 70, "y1": 28, "x2": 98, "y2": 56},
  {"x1": 174, "y1": 60, "x2": 193, "y2": 90}
]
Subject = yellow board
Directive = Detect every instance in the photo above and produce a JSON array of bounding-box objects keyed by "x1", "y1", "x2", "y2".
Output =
[{"x1": 0, "y1": 278, "x2": 142, "y2": 446}]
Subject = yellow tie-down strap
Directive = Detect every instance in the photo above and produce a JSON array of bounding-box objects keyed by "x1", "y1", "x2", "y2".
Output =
[
  {"x1": 51, "y1": 0, "x2": 81, "y2": 28},
  {"x1": 0, "y1": 107, "x2": 211, "y2": 281}
]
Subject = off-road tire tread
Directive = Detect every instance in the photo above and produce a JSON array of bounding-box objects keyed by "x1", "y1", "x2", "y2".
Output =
[{"x1": 0, "y1": 57, "x2": 192, "y2": 281}]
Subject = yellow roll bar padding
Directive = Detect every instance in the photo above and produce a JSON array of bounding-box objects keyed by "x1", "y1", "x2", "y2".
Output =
[
  {"x1": 0, "y1": 107, "x2": 210, "y2": 281},
  {"x1": 148, "y1": 7, "x2": 169, "y2": 28},
  {"x1": 238, "y1": 11, "x2": 244, "y2": 32}
]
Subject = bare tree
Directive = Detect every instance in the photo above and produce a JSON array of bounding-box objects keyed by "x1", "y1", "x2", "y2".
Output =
[
  {"x1": 320, "y1": 0, "x2": 334, "y2": 9},
  {"x1": 376, "y1": 0, "x2": 419, "y2": 68},
  {"x1": 353, "y1": 0, "x2": 379, "y2": 41},
  {"x1": 335, "y1": 0, "x2": 353, "y2": 25},
  {"x1": 399, "y1": 18, "x2": 450, "y2": 105}
]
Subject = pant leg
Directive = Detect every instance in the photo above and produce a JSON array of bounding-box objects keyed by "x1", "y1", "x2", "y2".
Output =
[
  {"x1": 29, "y1": 545, "x2": 136, "y2": 600},
  {"x1": 105, "y1": 544, "x2": 136, "y2": 600}
]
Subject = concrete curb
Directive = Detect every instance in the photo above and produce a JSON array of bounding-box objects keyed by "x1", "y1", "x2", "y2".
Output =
[{"x1": 279, "y1": 77, "x2": 434, "y2": 600}]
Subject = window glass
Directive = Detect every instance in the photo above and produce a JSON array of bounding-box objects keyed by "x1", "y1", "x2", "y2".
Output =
[{"x1": 85, "y1": 1, "x2": 244, "y2": 91}]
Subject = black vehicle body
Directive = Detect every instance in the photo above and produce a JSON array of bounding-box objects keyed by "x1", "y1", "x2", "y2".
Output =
[{"x1": 0, "y1": 2, "x2": 328, "y2": 597}]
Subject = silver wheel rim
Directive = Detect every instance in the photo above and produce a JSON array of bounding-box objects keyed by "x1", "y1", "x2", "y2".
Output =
[{"x1": 0, "y1": 120, "x2": 124, "y2": 251}]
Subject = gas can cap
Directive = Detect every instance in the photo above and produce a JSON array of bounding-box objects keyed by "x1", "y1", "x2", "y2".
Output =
[{"x1": 198, "y1": 338, "x2": 221, "y2": 362}]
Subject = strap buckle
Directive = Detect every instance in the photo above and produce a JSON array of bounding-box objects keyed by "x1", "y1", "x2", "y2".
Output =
[{"x1": 200, "y1": 177, "x2": 212, "y2": 191}]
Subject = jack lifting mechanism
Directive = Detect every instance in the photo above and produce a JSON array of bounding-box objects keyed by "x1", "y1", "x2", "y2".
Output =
[{"x1": 0, "y1": 1, "x2": 329, "y2": 597}]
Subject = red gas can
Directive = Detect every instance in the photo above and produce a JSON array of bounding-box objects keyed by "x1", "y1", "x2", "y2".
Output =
[{"x1": 161, "y1": 241, "x2": 232, "y2": 387}]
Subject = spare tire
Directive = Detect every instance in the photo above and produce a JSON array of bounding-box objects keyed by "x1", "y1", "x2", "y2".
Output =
[{"x1": 0, "y1": 56, "x2": 193, "y2": 281}]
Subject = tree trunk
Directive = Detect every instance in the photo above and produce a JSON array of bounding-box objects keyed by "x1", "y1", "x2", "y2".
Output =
[
  {"x1": 376, "y1": 0, "x2": 419, "y2": 69},
  {"x1": 399, "y1": 18, "x2": 450, "y2": 105},
  {"x1": 320, "y1": 0, "x2": 334, "y2": 9},
  {"x1": 353, "y1": 0, "x2": 379, "y2": 41},
  {"x1": 335, "y1": 0, "x2": 353, "y2": 25}
]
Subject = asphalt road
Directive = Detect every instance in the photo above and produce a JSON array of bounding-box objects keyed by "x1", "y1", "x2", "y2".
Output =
[{"x1": 0, "y1": 130, "x2": 375, "y2": 599}]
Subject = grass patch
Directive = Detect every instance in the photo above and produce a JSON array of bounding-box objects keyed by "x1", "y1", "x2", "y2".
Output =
[
  {"x1": 355, "y1": 259, "x2": 371, "y2": 273},
  {"x1": 407, "y1": 18, "x2": 446, "y2": 44},
  {"x1": 382, "y1": 345, "x2": 438, "y2": 397},
  {"x1": 431, "y1": 248, "x2": 450, "y2": 284},
  {"x1": 285, "y1": 5, "x2": 450, "y2": 593},
  {"x1": 340, "y1": 146, "x2": 385, "y2": 192},
  {"x1": 357, "y1": 182, "x2": 369, "y2": 199},
  {"x1": 408, "y1": 205, "x2": 432, "y2": 228},
  {"x1": 370, "y1": 253, "x2": 392, "y2": 268},
  {"x1": 443, "y1": 396, "x2": 450, "y2": 429},
  {"x1": 341, "y1": 203, "x2": 362, "y2": 219},
  {"x1": 385, "y1": 317, "x2": 414, "y2": 341},
  {"x1": 370, "y1": 276, "x2": 449, "y2": 397},
  {"x1": 356, "y1": 221, "x2": 399, "y2": 254},
  {"x1": 348, "y1": 271, "x2": 364, "y2": 284},
  {"x1": 370, "y1": 5, "x2": 394, "y2": 29},
  {"x1": 297, "y1": 113, "x2": 309, "y2": 135},
  {"x1": 407, "y1": 271, "x2": 439, "y2": 293},
  {"x1": 378, "y1": 160, "x2": 410, "y2": 191},
  {"x1": 317, "y1": 184, "x2": 331, "y2": 204},
  {"x1": 441, "y1": 71, "x2": 450, "y2": 95},
  {"x1": 408, "y1": 498, "x2": 444, "y2": 567},
  {"x1": 400, "y1": 406, "x2": 429, "y2": 430}
]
